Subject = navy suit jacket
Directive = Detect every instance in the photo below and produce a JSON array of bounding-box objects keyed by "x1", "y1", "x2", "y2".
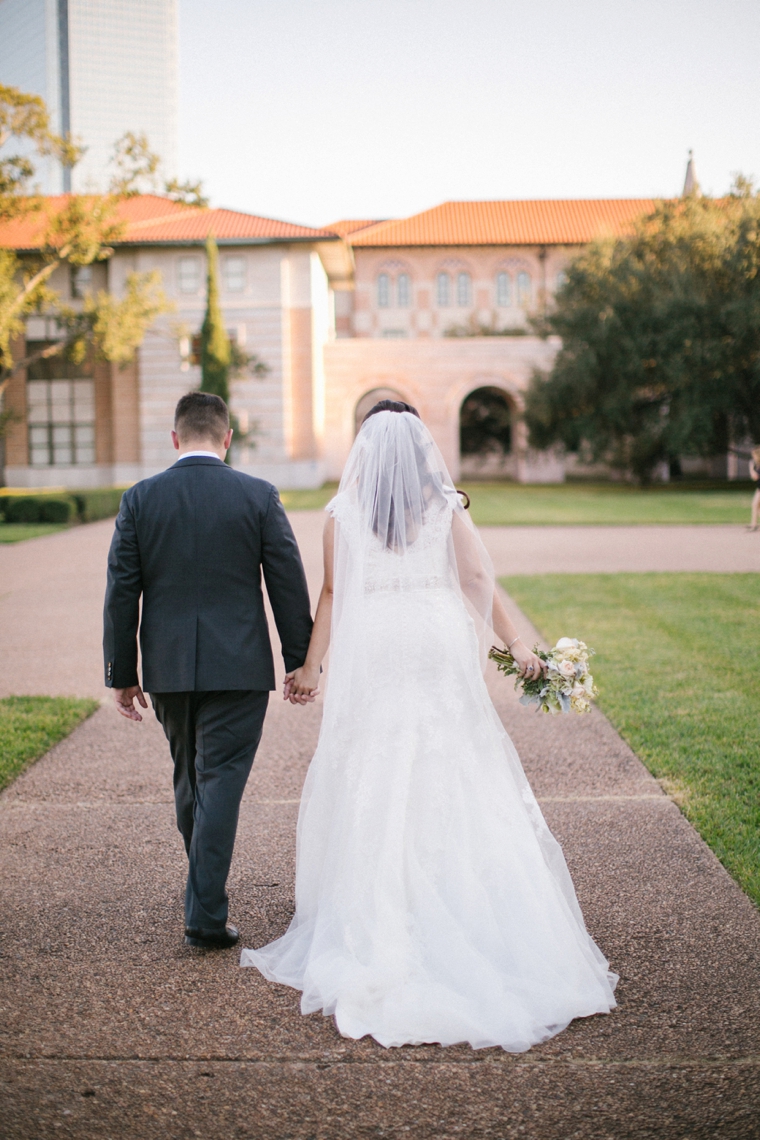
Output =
[{"x1": 103, "y1": 456, "x2": 313, "y2": 692}]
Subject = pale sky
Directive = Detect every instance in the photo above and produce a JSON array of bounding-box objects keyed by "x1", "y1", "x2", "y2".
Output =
[{"x1": 177, "y1": 0, "x2": 760, "y2": 229}]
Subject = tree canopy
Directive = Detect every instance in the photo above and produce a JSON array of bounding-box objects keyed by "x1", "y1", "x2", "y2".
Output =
[
  {"x1": 524, "y1": 186, "x2": 760, "y2": 481},
  {"x1": 0, "y1": 87, "x2": 189, "y2": 410}
]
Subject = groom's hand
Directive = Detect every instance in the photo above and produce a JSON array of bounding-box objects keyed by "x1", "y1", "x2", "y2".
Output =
[
  {"x1": 284, "y1": 668, "x2": 319, "y2": 705},
  {"x1": 113, "y1": 685, "x2": 148, "y2": 722}
]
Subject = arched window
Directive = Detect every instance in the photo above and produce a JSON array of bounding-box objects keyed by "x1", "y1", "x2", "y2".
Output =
[
  {"x1": 516, "y1": 271, "x2": 531, "y2": 307},
  {"x1": 460, "y1": 387, "x2": 512, "y2": 457},
  {"x1": 436, "y1": 272, "x2": 450, "y2": 307},
  {"x1": 556, "y1": 270, "x2": 568, "y2": 290},
  {"x1": 397, "y1": 273, "x2": 411, "y2": 308},
  {"x1": 377, "y1": 273, "x2": 390, "y2": 308},
  {"x1": 457, "y1": 272, "x2": 471, "y2": 307},
  {"x1": 496, "y1": 272, "x2": 511, "y2": 307}
]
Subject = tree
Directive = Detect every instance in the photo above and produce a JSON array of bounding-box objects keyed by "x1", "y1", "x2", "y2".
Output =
[
  {"x1": 164, "y1": 177, "x2": 209, "y2": 209},
  {"x1": 524, "y1": 186, "x2": 760, "y2": 481},
  {"x1": 109, "y1": 131, "x2": 209, "y2": 206},
  {"x1": 199, "y1": 234, "x2": 231, "y2": 402},
  {"x1": 182, "y1": 241, "x2": 269, "y2": 459},
  {"x1": 0, "y1": 86, "x2": 170, "y2": 414}
]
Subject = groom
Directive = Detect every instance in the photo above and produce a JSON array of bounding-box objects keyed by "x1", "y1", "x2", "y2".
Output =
[{"x1": 103, "y1": 392, "x2": 313, "y2": 948}]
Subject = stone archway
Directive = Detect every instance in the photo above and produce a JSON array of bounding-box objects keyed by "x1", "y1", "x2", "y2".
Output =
[
  {"x1": 459, "y1": 386, "x2": 517, "y2": 480},
  {"x1": 354, "y1": 387, "x2": 408, "y2": 435}
]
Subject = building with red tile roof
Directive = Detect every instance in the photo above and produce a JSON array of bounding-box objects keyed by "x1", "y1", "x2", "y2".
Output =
[
  {"x1": 325, "y1": 219, "x2": 386, "y2": 239},
  {"x1": 4, "y1": 190, "x2": 693, "y2": 490},
  {"x1": 0, "y1": 194, "x2": 339, "y2": 250},
  {"x1": 346, "y1": 199, "x2": 658, "y2": 248},
  {"x1": 3, "y1": 194, "x2": 346, "y2": 490}
]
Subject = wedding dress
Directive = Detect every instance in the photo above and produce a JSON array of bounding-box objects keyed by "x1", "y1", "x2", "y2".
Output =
[{"x1": 241, "y1": 410, "x2": 617, "y2": 1051}]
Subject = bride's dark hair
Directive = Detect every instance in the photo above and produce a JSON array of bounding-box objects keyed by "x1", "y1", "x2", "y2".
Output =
[
  {"x1": 363, "y1": 399, "x2": 420, "y2": 422},
  {"x1": 361, "y1": 399, "x2": 470, "y2": 513}
]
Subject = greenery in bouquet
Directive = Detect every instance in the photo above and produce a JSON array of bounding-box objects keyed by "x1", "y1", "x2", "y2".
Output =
[{"x1": 489, "y1": 637, "x2": 598, "y2": 714}]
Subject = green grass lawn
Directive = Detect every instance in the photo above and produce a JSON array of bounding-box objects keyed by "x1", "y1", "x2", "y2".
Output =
[
  {"x1": 466, "y1": 482, "x2": 754, "y2": 526},
  {"x1": 280, "y1": 481, "x2": 754, "y2": 525},
  {"x1": 500, "y1": 573, "x2": 760, "y2": 907},
  {"x1": 0, "y1": 522, "x2": 68, "y2": 543},
  {"x1": 0, "y1": 696, "x2": 99, "y2": 792},
  {"x1": 280, "y1": 484, "x2": 338, "y2": 511}
]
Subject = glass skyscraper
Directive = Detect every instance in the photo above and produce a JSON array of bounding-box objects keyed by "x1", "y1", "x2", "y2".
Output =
[{"x1": 0, "y1": 0, "x2": 178, "y2": 192}]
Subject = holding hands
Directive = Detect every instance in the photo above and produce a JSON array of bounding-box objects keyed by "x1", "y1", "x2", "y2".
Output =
[{"x1": 284, "y1": 664, "x2": 320, "y2": 705}]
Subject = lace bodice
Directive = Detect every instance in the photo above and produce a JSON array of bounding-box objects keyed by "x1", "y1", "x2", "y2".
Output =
[{"x1": 327, "y1": 491, "x2": 457, "y2": 595}]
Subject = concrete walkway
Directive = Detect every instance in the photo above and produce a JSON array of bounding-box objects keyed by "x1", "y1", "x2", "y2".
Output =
[
  {"x1": 479, "y1": 523, "x2": 760, "y2": 575},
  {"x1": 1, "y1": 515, "x2": 759, "y2": 1138}
]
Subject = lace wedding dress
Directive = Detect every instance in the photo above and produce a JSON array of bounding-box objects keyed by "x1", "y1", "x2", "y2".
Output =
[{"x1": 241, "y1": 411, "x2": 617, "y2": 1051}]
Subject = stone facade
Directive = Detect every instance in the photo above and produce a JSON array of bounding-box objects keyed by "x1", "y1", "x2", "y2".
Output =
[
  {"x1": 322, "y1": 336, "x2": 563, "y2": 483},
  {"x1": 347, "y1": 244, "x2": 573, "y2": 340},
  {"x1": 6, "y1": 241, "x2": 334, "y2": 489},
  {"x1": 4, "y1": 195, "x2": 664, "y2": 490}
]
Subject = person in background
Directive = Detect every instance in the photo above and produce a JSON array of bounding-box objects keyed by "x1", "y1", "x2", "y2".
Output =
[{"x1": 749, "y1": 446, "x2": 760, "y2": 531}]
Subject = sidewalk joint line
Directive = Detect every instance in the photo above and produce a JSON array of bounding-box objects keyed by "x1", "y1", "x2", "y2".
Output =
[
  {"x1": 6, "y1": 1054, "x2": 760, "y2": 1068},
  {"x1": 1, "y1": 795, "x2": 666, "y2": 809}
]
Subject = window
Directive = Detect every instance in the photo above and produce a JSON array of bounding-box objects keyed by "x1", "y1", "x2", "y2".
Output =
[
  {"x1": 457, "y1": 272, "x2": 471, "y2": 307},
  {"x1": 377, "y1": 273, "x2": 390, "y2": 307},
  {"x1": 496, "y1": 272, "x2": 511, "y2": 307},
  {"x1": 436, "y1": 272, "x2": 450, "y2": 307},
  {"x1": 517, "y1": 271, "x2": 531, "y2": 307},
  {"x1": 177, "y1": 256, "x2": 201, "y2": 294},
  {"x1": 223, "y1": 256, "x2": 246, "y2": 293},
  {"x1": 27, "y1": 379, "x2": 96, "y2": 466},
  {"x1": 71, "y1": 265, "x2": 92, "y2": 299},
  {"x1": 556, "y1": 270, "x2": 568, "y2": 290},
  {"x1": 397, "y1": 273, "x2": 411, "y2": 308}
]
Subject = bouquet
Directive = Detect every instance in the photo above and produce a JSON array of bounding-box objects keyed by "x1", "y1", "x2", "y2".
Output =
[{"x1": 489, "y1": 637, "x2": 598, "y2": 714}]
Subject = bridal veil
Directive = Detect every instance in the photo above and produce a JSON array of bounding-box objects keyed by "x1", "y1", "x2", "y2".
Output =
[{"x1": 242, "y1": 409, "x2": 617, "y2": 1052}]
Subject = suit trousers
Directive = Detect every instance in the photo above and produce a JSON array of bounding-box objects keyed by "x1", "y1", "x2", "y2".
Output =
[{"x1": 150, "y1": 690, "x2": 269, "y2": 931}]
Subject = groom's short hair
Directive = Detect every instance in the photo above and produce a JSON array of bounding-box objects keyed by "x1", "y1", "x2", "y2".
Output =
[{"x1": 175, "y1": 391, "x2": 230, "y2": 444}]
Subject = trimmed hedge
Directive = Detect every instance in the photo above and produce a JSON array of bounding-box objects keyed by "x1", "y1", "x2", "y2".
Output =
[
  {"x1": 74, "y1": 486, "x2": 128, "y2": 522},
  {"x1": 0, "y1": 494, "x2": 75, "y2": 524},
  {"x1": 0, "y1": 486, "x2": 128, "y2": 526}
]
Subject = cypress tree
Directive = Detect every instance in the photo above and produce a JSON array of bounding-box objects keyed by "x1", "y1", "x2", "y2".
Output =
[{"x1": 200, "y1": 234, "x2": 231, "y2": 402}]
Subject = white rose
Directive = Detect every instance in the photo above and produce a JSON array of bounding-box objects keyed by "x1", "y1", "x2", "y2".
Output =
[
  {"x1": 555, "y1": 637, "x2": 578, "y2": 650},
  {"x1": 559, "y1": 660, "x2": 576, "y2": 678}
]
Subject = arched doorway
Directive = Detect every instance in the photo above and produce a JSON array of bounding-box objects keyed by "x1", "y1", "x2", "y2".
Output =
[
  {"x1": 459, "y1": 386, "x2": 516, "y2": 479},
  {"x1": 354, "y1": 387, "x2": 408, "y2": 435}
]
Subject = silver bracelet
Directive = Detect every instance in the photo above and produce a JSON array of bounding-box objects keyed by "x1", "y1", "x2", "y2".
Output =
[{"x1": 507, "y1": 636, "x2": 521, "y2": 651}]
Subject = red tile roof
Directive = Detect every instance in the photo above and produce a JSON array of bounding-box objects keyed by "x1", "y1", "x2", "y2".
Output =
[
  {"x1": 325, "y1": 218, "x2": 387, "y2": 238},
  {"x1": 348, "y1": 199, "x2": 660, "y2": 247},
  {"x1": 0, "y1": 194, "x2": 337, "y2": 249}
]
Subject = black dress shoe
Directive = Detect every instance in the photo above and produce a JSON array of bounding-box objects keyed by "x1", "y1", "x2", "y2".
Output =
[{"x1": 184, "y1": 924, "x2": 239, "y2": 948}]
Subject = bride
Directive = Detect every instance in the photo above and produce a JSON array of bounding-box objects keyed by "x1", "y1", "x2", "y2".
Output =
[{"x1": 241, "y1": 401, "x2": 617, "y2": 1052}]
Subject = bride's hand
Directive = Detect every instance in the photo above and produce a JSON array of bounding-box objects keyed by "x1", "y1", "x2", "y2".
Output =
[
  {"x1": 284, "y1": 665, "x2": 320, "y2": 705},
  {"x1": 509, "y1": 640, "x2": 546, "y2": 681}
]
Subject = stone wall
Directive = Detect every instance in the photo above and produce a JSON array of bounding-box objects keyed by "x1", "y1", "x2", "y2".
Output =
[
  {"x1": 322, "y1": 335, "x2": 563, "y2": 482},
  {"x1": 351, "y1": 245, "x2": 576, "y2": 339}
]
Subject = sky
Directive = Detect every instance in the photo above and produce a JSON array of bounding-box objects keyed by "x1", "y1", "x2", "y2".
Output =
[{"x1": 177, "y1": 0, "x2": 760, "y2": 229}]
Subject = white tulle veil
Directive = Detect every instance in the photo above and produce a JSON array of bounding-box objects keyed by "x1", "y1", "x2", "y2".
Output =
[
  {"x1": 327, "y1": 409, "x2": 496, "y2": 672},
  {"x1": 241, "y1": 407, "x2": 619, "y2": 1048}
]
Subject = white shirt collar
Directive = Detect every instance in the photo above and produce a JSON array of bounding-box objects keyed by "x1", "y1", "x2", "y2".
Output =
[{"x1": 177, "y1": 450, "x2": 221, "y2": 460}]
